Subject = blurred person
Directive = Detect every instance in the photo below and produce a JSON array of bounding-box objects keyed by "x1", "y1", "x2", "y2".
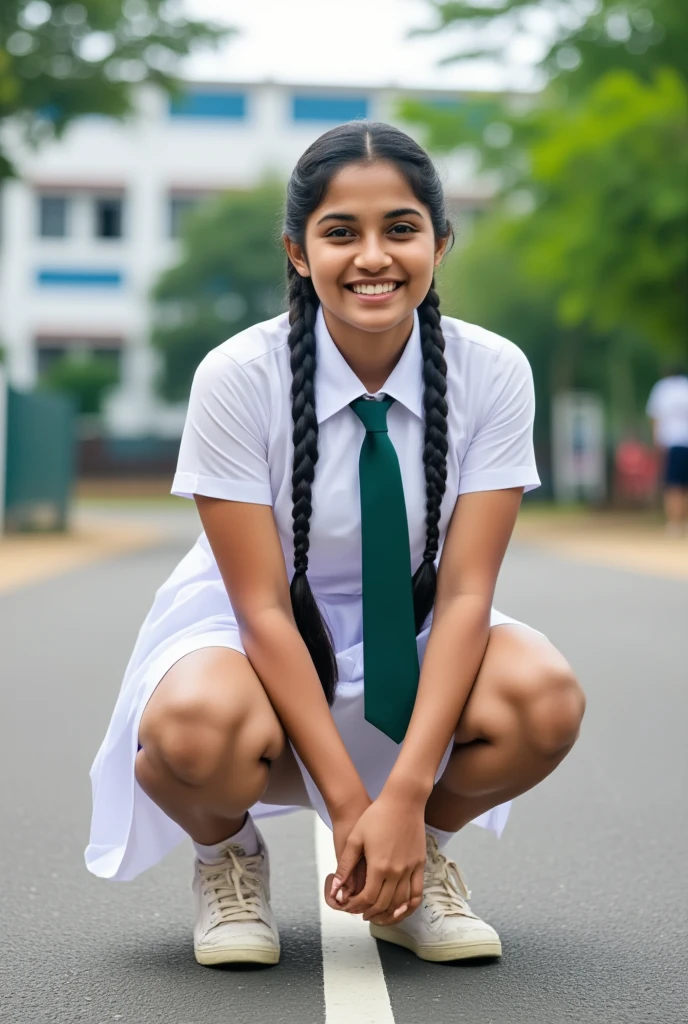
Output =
[
  {"x1": 85, "y1": 123, "x2": 585, "y2": 968},
  {"x1": 646, "y1": 365, "x2": 688, "y2": 535}
]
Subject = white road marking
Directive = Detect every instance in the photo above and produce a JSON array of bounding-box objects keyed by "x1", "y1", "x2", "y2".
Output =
[{"x1": 315, "y1": 816, "x2": 395, "y2": 1024}]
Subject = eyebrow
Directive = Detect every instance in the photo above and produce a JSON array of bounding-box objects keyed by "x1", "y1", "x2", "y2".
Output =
[{"x1": 316, "y1": 207, "x2": 425, "y2": 226}]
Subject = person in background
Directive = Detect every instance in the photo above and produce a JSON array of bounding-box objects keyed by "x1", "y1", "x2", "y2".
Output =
[{"x1": 646, "y1": 365, "x2": 688, "y2": 535}]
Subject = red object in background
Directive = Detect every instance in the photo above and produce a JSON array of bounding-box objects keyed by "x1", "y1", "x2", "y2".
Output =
[{"x1": 614, "y1": 440, "x2": 659, "y2": 502}]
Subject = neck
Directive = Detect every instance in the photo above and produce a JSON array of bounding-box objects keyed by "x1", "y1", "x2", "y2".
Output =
[{"x1": 321, "y1": 307, "x2": 415, "y2": 394}]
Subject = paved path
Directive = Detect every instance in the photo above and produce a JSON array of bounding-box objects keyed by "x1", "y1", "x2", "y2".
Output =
[{"x1": 1, "y1": 525, "x2": 686, "y2": 1023}]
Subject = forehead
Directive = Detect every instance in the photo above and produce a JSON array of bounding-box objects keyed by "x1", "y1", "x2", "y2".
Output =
[{"x1": 314, "y1": 161, "x2": 421, "y2": 215}]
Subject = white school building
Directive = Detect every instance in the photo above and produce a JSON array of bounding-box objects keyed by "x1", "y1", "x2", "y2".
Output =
[{"x1": 0, "y1": 79, "x2": 499, "y2": 438}]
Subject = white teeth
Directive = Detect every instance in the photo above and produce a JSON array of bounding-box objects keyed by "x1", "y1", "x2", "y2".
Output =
[{"x1": 351, "y1": 282, "x2": 399, "y2": 295}]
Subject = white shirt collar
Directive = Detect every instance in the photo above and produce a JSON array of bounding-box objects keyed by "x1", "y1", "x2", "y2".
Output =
[{"x1": 314, "y1": 305, "x2": 424, "y2": 425}]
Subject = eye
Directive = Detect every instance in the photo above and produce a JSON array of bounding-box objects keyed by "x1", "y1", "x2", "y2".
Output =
[
  {"x1": 388, "y1": 223, "x2": 417, "y2": 235},
  {"x1": 326, "y1": 227, "x2": 355, "y2": 239}
]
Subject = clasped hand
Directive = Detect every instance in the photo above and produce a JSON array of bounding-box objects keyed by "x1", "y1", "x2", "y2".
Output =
[{"x1": 325, "y1": 794, "x2": 426, "y2": 926}]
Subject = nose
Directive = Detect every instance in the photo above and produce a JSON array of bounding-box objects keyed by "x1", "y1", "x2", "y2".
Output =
[{"x1": 354, "y1": 233, "x2": 393, "y2": 273}]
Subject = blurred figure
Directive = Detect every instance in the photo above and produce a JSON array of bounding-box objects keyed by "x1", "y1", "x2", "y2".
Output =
[{"x1": 646, "y1": 366, "x2": 688, "y2": 535}]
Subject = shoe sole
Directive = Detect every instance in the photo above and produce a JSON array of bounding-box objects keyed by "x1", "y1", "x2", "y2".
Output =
[
  {"x1": 369, "y1": 924, "x2": 501, "y2": 962},
  {"x1": 195, "y1": 945, "x2": 280, "y2": 966}
]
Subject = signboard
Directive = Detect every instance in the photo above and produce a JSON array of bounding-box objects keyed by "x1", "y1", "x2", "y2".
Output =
[{"x1": 551, "y1": 391, "x2": 606, "y2": 503}]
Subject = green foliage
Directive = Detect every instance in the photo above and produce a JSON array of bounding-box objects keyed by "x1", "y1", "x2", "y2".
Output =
[
  {"x1": 417, "y1": 1, "x2": 686, "y2": 90},
  {"x1": 151, "y1": 183, "x2": 287, "y2": 401},
  {"x1": 407, "y1": 0, "x2": 688, "y2": 435},
  {"x1": 40, "y1": 351, "x2": 120, "y2": 415},
  {"x1": 516, "y1": 68, "x2": 687, "y2": 353},
  {"x1": 0, "y1": 0, "x2": 230, "y2": 179}
]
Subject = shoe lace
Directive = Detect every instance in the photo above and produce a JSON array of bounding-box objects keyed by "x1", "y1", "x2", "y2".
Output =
[
  {"x1": 200, "y1": 846, "x2": 267, "y2": 927},
  {"x1": 423, "y1": 836, "x2": 473, "y2": 922}
]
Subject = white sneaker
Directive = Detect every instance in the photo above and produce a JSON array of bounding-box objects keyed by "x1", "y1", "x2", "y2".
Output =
[
  {"x1": 370, "y1": 834, "x2": 502, "y2": 962},
  {"x1": 192, "y1": 826, "x2": 280, "y2": 966}
]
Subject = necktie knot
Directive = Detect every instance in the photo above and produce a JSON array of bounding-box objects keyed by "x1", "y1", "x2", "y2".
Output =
[{"x1": 350, "y1": 396, "x2": 394, "y2": 433}]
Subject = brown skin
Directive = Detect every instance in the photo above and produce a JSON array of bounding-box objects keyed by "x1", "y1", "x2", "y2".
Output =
[{"x1": 136, "y1": 160, "x2": 586, "y2": 929}]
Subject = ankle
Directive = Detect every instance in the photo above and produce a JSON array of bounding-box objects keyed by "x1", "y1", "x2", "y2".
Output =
[{"x1": 193, "y1": 813, "x2": 259, "y2": 862}]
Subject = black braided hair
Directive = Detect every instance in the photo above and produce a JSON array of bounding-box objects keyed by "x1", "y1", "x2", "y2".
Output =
[
  {"x1": 283, "y1": 121, "x2": 454, "y2": 704},
  {"x1": 286, "y1": 261, "x2": 338, "y2": 704},
  {"x1": 413, "y1": 279, "x2": 449, "y2": 632}
]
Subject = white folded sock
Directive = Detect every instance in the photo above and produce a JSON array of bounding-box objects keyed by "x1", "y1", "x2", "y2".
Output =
[
  {"x1": 193, "y1": 813, "x2": 259, "y2": 862},
  {"x1": 425, "y1": 823, "x2": 454, "y2": 850}
]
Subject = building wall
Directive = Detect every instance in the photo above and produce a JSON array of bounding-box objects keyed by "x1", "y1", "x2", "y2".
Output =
[{"x1": 0, "y1": 81, "x2": 495, "y2": 438}]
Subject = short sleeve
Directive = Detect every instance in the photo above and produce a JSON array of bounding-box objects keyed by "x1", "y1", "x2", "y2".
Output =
[
  {"x1": 459, "y1": 342, "x2": 540, "y2": 495},
  {"x1": 171, "y1": 349, "x2": 273, "y2": 505}
]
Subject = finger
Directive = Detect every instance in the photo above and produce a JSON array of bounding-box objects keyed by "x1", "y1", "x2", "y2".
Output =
[
  {"x1": 341, "y1": 869, "x2": 386, "y2": 917},
  {"x1": 342, "y1": 857, "x2": 367, "y2": 902},
  {"x1": 324, "y1": 872, "x2": 356, "y2": 911},
  {"x1": 362, "y1": 877, "x2": 401, "y2": 923},
  {"x1": 369, "y1": 876, "x2": 411, "y2": 926},
  {"x1": 331, "y1": 836, "x2": 364, "y2": 896}
]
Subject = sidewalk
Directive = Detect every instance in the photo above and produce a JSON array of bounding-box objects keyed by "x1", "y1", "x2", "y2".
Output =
[
  {"x1": 514, "y1": 508, "x2": 688, "y2": 581},
  {"x1": 1, "y1": 502, "x2": 685, "y2": 598},
  {"x1": 0, "y1": 512, "x2": 158, "y2": 595}
]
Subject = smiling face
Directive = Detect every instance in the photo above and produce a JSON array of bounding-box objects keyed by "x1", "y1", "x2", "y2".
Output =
[{"x1": 285, "y1": 161, "x2": 448, "y2": 340}]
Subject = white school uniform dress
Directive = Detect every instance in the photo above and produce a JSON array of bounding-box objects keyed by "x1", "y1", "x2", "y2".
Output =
[{"x1": 86, "y1": 308, "x2": 541, "y2": 882}]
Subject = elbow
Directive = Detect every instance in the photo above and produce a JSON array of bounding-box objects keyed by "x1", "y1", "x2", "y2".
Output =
[{"x1": 236, "y1": 603, "x2": 295, "y2": 649}]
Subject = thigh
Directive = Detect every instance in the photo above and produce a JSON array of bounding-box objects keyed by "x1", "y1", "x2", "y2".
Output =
[{"x1": 454, "y1": 624, "x2": 580, "y2": 744}]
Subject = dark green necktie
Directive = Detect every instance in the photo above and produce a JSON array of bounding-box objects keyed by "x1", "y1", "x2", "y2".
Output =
[{"x1": 350, "y1": 397, "x2": 420, "y2": 744}]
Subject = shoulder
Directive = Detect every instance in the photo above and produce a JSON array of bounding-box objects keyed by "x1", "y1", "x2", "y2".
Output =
[
  {"x1": 188, "y1": 313, "x2": 290, "y2": 424},
  {"x1": 440, "y1": 315, "x2": 533, "y2": 386},
  {"x1": 200, "y1": 312, "x2": 290, "y2": 376}
]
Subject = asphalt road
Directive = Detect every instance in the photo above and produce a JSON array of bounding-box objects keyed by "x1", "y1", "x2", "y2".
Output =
[{"x1": 1, "y1": 521, "x2": 686, "y2": 1024}]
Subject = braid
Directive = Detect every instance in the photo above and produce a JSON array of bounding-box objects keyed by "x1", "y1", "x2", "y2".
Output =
[
  {"x1": 412, "y1": 279, "x2": 449, "y2": 633},
  {"x1": 287, "y1": 261, "x2": 338, "y2": 703}
]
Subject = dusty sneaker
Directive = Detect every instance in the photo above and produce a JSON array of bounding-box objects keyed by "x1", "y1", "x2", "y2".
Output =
[
  {"x1": 370, "y1": 833, "x2": 502, "y2": 962},
  {"x1": 193, "y1": 826, "x2": 280, "y2": 966}
]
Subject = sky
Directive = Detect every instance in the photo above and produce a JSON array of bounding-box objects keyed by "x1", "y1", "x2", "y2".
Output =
[{"x1": 183, "y1": 0, "x2": 546, "y2": 92}]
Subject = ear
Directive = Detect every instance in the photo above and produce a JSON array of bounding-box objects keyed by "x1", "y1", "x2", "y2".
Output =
[
  {"x1": 284, "y1": 235, "x2": 310, "y2": 278},
  {"x1": 434, "y1": 234, "x2": 450, "y2": 268}
]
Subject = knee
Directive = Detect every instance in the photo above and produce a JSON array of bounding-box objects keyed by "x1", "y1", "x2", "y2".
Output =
[
  {"x1": 515, "y1": 662, "x2": 586, "y2": 758},
  {"x1": 140, "y1": 695, "x2": 285, "y2": 787}
]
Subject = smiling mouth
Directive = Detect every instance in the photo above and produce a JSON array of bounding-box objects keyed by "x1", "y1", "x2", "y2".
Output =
[{"x1": 345, "y1": 282, "x2": 403, "y2": 296}]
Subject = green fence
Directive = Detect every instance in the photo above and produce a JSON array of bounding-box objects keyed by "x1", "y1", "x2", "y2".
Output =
[{"x1": 3, "y1": 387, "x2": 76, "y2": 532}]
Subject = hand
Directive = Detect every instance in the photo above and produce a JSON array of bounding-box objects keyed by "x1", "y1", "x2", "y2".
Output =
[
  {"x1": 328, "y1": 794, "x2": 427, "y2": 926},
  {"x1": 324, "y1": 794, "x2": 372, "y2": 911}
]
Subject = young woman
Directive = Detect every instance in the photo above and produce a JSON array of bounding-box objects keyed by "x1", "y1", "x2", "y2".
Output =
[{"x1": 86, "y1": 122, "x2": 585, "y2": 967}]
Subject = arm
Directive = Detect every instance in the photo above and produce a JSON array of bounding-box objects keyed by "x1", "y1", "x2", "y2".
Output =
[
  {"x1": 384, "y1": 486, "x2": 524, "y2": 803},
  {"x1": 195, "y1": 495, "x2": 369, "y2": 821}
]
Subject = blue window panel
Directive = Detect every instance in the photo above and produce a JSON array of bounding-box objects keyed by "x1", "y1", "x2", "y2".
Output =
[
  {"x1": 37, "y1": 270, "x2": 123, "y2": 287},
  {"x1": 292, "y1": 95, "x2": 369, "y2": 123},
  {"x1": 169, "y1": 91, "x2": 247, "y2": 119}
]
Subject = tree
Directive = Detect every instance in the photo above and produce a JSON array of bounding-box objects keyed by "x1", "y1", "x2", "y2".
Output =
[
  {"x1": 39, "y1": 350, "x2": 119, "y2": 414},
  {"x1": 151, "y1": 183, "x2": 287, "y2": 401},
  {"x1": 509, "y1": 68, "x2": 687, "y2": 356},
  {"x1": 405, "y1": 1, "x2": 688, "y2": 437},
  {"x1": 415, "y1": 0, "x2": 686, "y2": 92},
  {"x1": 0, "y1": 0, "x2": 231, "y2": 180}
]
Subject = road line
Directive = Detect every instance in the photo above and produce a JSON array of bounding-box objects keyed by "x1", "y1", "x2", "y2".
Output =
[{"x1": 315, "y1": 816, "x2": 395, "y2": 1024}]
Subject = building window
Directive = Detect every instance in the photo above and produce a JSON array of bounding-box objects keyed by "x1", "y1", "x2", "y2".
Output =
[
  {"x1": 94, "y1": 196, "x2": 123, "y2": 238},
  {"x1": 291, "y1": 94, "x2": 369, "y2": 123},
  {"x1": 38, "y1": 195, "x2": 69, "y2": 237},
  {"x1": 169, "y1": 91, "x2": 247, "y2": 120},
  {"x1": 169, "y1": 195, "x2": 201, "y2": 239},
  {"x1": 37, "y1": 269, "x2": 123, "y2": 287}
]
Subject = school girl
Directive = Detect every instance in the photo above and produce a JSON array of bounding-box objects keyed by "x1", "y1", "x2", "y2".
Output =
[{"x1": 86, "y1": 121, "x2": 586, "y2": 967}]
